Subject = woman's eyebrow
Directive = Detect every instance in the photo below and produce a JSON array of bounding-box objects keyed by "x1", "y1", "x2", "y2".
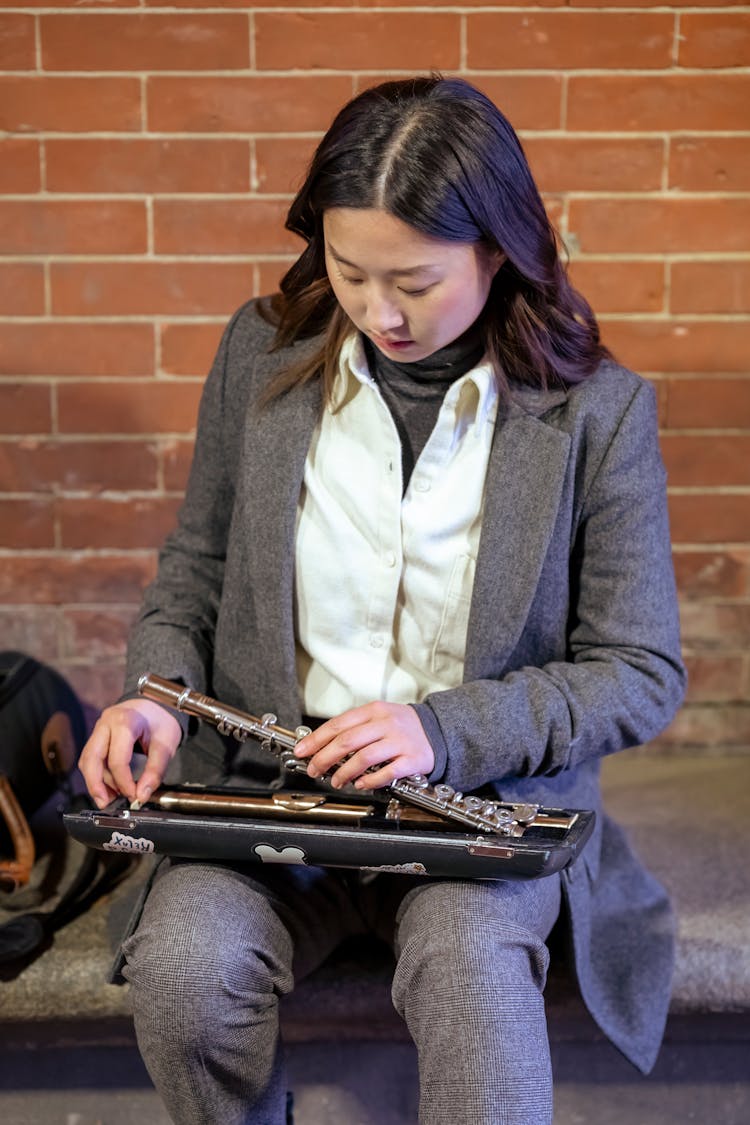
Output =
[{"x1": 327, "y1": 243, "x2": 439, "y2": 277}]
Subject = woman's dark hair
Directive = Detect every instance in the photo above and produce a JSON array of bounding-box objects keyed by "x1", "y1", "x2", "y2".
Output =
[{"x1": 262, "y1": 75, "x2": 608, "y2": 403}]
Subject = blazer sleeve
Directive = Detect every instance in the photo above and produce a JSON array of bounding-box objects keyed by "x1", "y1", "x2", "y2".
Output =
[
  {"x1": 122, "y1": 306, "x2": 251, "y2": 715},
  {"x1": 415, "y1": 379, "x2": 687, "y2": 791}
]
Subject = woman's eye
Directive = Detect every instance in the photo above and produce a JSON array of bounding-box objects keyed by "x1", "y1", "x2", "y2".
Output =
[
  {"x1": 340, "y1": 274, "x2": 364, "y2": 286},
  {"x1": 399, "y1": 286, "x2": 430, "y2": 297}
]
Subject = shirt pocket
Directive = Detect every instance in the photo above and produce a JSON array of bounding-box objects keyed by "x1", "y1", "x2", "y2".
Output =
[{"x1": 430, "y1": 553, "x2": 476, "y2": 681}]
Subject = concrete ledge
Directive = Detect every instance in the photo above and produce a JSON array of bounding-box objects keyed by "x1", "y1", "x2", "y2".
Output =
[{"x1": 1, "y1": 752, "x2": 747, "y2": 1035}]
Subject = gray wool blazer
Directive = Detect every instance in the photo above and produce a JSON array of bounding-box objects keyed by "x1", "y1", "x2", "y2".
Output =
[{"x1": 125, "y1": 299, "x2": 686, "y2": 1075}]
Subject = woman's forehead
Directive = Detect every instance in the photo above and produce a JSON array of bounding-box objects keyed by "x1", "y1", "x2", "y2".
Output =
[{"x1": 323, "y1": 208, "x2": 478, "y2": 272}]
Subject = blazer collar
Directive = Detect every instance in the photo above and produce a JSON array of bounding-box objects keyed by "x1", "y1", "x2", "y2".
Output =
[{"x1": 464, "y1": 394, "x2": 572, "y2": 680}]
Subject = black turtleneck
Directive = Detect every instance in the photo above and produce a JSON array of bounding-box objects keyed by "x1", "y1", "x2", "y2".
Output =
[{"x1": 363, "y1": 318, "x2": 486, "y2": 492}]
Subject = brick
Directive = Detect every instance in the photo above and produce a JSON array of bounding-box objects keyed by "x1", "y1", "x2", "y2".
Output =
[
  {"x1": 46, "y1": 139, "x2": 250, "y2": 195},
  {"x1": 523, "y1": 137, "x2": 663, "y2": 194},
  {"x1": 602, "y1": 321, "x2": 750, "y2": 375},
  {"x1": 255, "y1": 136, "x2": 321, "y2": 195},
  {"x1": 680, "y1": 13, "x2": 750, "y2": 68},
  {"x1": 154, "y1": 200, "x2": 301, "y2": 256},
  {"x1": 60, "y1": 496, "x2": 182, "y2": 550},
  {"x1": 40, "y1": 14, "x2": 249, "y2": 72},
  {"x1": 57, "y1": 381, "x2": 203, "y2": 435},
  {"x1": 0, "y1": 553, "x2": 156, "y2": 604},
  {"x1": 0, "y1": 384, "x2": 51, "y2": 434},
  {"x1": 0, "y1": 264, "x2": 45, "y2": 316},
  {"x1": 670, "y1": 137, "x2": 750, "y2": 193},
  {"x1": 567, "y1": 260, "x2": 664, "y2": 315},
  {"x1": 657, "y1": 704, "x2": 750, "y2": 749},
  {"x1": 358, "y1": 0, "x2": 566, "y2": 5},
  {"x1": 668, "y1": 492, "x2": 750, "y2": 545},
  {"x1": 679, "y1": 602, "x2": 750, "y2": 648},
  {"x1": 2, "y1": 323, "x2": 154, "y2": 378},
  {"x1": 61, "y1": 607, "x2": 139, "y2": 659},
  {"x1": 63, "y1": 663, "x2": 129, "y2": 714},
  {"x1": 568, "y1": 75, "x2": 750, "y2": 132},
  {"x1": 148, "y1": 75, "x2": 352, "y2": 134},
  {"x1": 145, "y1": 0, "x2": 353, "y2": 5},
  {"x1": 51, "y1": 262, "x2": 254, "y2": 317},
  {"x1": 661, "y1": 434, "x2": 750, "y2": 488},
  {"x1": 683, "y1": 654, "x2": 746, "y2": 704},
  {"x1": 160, "y1": 438, "x2": 194, "y2": 492},
  {"x1": 467, "y1": 11, "x2": 672, "y2": 70},
  {"x1": 443, "y1": 75, "x2": 563, "y2": 131},
  {"x1": 0, "y1": 13, "x2": 35, "y2": 69},
  {"x1": 671, "y1": 262, "x2": 750, "y2": 315},
  {"x1": 256, "y1": 260, "x2": 294, "y2": 299},
  {"x1": 255, "y1": 12, "x2": 459, "y2": 71},
  {"x1": 0, "y1": 77, "x2": 141, "y2": 133},
  {"x1": 0, "y1": 0, "x2": 139, "y2": 7},
  {"x1": 544, "y1": 198, "x2": 564, "y2": 236},
  {"x1": 0, "y1": 439, "x2": 158, "y2": 492},
  {"x1": 0, "y1": 201, "x2": 147, "y2": 255},
  {"x1": 665, "y1": 378, "x2": 750, "y2": 429},
  {"x1": 160, "y1": 322, "x2": 225, "y2": 376},
  {"x1": 0, "y1": 608, "x2": 60, "y2": 660},
  {"x1": 673, "y1": 550, "x2": 750, "y2": 599},
  {"x1": 0, "y1": 139, "x2": 39, "y2": 192},
  {"x1": 0, "y1": 499, "x2": 55, "y2": 549},
  {"x1": 575, "y1": 0, "x2": 748, "y2": 6},
  {"x1": 570, "y1": 198, "x2": 750, "y2": 255}
]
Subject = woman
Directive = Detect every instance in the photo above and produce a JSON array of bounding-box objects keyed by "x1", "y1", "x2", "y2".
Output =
[{"x1": 79, "y1": 76, "x2": 685, "y2": 1125}]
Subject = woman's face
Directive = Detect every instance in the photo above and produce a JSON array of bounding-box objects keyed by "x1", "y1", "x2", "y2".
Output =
[{"x1": 323, "y1": 208, "x2": 502, "y2": 363}]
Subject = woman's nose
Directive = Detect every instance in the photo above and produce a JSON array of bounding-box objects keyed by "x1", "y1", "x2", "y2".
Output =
[{"x1": 366, "y1": 291, "x2": 404, "y2": 332}]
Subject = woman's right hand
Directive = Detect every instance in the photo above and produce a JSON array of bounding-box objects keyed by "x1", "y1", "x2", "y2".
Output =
[{"x1": 78, "y1": 698, "x2": 182, "y2": 810}]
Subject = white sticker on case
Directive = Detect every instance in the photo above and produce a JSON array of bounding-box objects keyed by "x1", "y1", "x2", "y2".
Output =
[
  {"x1": 254, "y1": 844, "x2": 308, "y2": 865},
  {"x1": 103, "y1": 830, "x2": 155, "y2": 854}
]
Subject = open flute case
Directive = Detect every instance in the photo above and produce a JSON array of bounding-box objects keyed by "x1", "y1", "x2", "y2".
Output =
[{"x1": 64, "y1": 675, "x2": 595, "y2": 881}]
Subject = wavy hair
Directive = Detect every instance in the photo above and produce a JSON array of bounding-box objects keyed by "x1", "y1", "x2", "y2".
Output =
[{"x1": 261, "y1": 75, "x2": 608, "y2": 403}]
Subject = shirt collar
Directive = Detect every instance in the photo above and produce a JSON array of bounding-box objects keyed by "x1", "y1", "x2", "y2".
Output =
[{"x1": 331, "y1": 333, "x2": 498, "y2": 433}]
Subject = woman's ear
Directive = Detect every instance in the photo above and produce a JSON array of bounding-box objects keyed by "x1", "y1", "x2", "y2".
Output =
[{"x1": 480, "y1": 243, "x2": 506, "y2": 282}]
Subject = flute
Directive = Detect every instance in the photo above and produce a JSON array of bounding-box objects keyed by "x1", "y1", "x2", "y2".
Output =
[{"x1": 136, "y1": 673, "x2": 558, "y2": 838}]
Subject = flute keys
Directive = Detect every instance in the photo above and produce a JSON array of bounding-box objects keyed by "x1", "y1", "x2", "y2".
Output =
[{"x1": 407, "y1": 774, "x2": 430, "y2": 789}]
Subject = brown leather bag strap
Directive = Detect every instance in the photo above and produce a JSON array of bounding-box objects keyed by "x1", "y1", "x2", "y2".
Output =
[{"x1": 0, "y1": 774, "x2": 36, "y2": 890}]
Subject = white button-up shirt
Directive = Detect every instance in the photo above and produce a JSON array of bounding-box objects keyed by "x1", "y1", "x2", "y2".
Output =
[{"x1": 294, "y1": 333, "x2": 499, "y2": 718}]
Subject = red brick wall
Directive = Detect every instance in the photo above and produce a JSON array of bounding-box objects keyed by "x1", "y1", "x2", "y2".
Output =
[{"x1": 1, "y1": 3, "x2": 748, "y2": 749}]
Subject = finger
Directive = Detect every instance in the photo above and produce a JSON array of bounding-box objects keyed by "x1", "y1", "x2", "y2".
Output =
[
  {"x1": 327, "y1": 738, "x2": 394, "y2": 789},
  {"x1": 294, "y1": 706, "x2": 378, "y2": 759},
  {"x1": 79, "y1": 722, "x2": 117, "y2": 809},
  {"x1": 305, "y1": 721, "x2": 386, "y2": 780},
  {"x1": 351, "y1": 760, "x2": 402, "y2": 791},
  {"x1": 134, "y1": 739, "x2": 176, "y2": 805},
  {"x1": 105, "y1": 720, "x2": 140, "y2": 804}
]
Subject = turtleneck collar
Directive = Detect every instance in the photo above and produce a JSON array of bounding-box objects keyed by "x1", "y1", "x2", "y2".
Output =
[{"x1": 363, "y1": 316, "x2": 486, "y2": 392}]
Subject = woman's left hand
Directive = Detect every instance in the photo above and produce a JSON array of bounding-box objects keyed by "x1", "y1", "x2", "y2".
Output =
[{"x1": 293, "y1": 701, "x2": 435, "y2": 791}]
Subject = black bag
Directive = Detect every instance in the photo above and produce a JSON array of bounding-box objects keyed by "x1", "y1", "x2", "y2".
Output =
[{"x1": 0, "y1": 652, "x2": 130, "y2": 969}]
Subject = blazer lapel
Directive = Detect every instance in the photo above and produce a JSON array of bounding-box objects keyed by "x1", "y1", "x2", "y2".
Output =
[
  {"x1": 240, "y1": 361, "x2": 322, "y2": 720},
  {"x1": 464, "y1": 394, "x2": 571, "y2": 681}
]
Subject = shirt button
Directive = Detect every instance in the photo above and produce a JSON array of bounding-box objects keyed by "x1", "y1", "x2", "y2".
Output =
[
  {"x1": 384, "y1": 551, "x2": 397, "y2": 568},
  {"x1": 413, "y1": 478, "x2": 430, "y2": 492},
  {"x1": 370, "y1": 635, "x2": 384, "y2": 649}
]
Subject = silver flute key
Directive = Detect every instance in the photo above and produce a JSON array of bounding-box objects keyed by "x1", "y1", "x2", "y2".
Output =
[{"x1": 137, "y1": 673, "x2": 540, "y2": 837}]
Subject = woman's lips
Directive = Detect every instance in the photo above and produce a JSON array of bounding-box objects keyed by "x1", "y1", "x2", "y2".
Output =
[{"x1": 371, "y1": 334, "x2": 415, "y2": 351}]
